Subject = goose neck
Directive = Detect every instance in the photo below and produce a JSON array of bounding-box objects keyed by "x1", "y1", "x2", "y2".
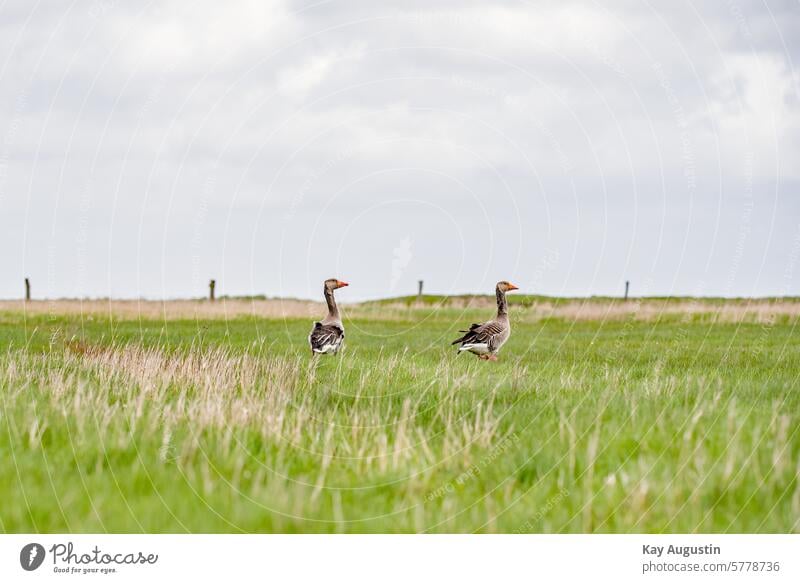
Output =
[
  {"x1": 324, "y1": 287, "x2": 340, "y2": 319},
  {"x1": 496, "y1": 287, "x2": 508, "y2": 316}
]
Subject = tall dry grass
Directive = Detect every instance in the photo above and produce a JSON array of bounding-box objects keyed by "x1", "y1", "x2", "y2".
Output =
[
  {"x1": 6, "y1": 345, "x2": 508, "y2": 476},
  {"x1": 3, "y1": 296, "x2": 799, "y2": 323},
  {"x1": 0, "y1": 299, "x2": 320, "y2": 320}
]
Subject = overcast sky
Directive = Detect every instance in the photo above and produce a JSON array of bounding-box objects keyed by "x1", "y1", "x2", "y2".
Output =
[{"x1": 1, "y1": 1, "x2": 798, "y2": 301}]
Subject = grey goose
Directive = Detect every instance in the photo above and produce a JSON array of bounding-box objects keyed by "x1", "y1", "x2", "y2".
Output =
[
  {"x1": 451, "y1": 280, "x2": 519, "y2": 360},
  {"x1": 308, "y1": 278, "x2": 349, "y2": 354}
]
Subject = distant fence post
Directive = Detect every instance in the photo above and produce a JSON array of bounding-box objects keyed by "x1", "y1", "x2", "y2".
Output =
[
  {"x1": 418, "y1": 280, "x2": 424, "y2": 298},
  {"x1": 24, "y1": 278, "x2": 31, "y2": 301},
  {"x1": 209, "y1": 279, "x2": 216, "y2": 301},
  {"x1": 624, "y1": 280, "x2": 629, "y2": 301}
]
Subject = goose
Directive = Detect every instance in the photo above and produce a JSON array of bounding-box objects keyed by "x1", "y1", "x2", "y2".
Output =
[
  {"x1": 451, "y1": 281, "x2": 519, "y2": 360},
  {"x1": 309, "y1": 278, "x2": 349, "y2": 354}
]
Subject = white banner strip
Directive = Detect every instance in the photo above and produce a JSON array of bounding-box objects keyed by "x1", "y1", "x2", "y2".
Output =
[{"x1": 1, "y1": 535, "x2": 798, "y2": 582}]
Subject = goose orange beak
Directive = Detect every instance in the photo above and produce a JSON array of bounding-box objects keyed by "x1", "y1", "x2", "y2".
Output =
[
  {"x1": 507, "y1": 283, "x2": 519, "y2": 291},
  {"x1": 337, "y1": 280, "x2": 349, "y2": 288}
]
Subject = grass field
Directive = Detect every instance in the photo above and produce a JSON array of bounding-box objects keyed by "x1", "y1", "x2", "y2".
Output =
[{"x1": 1, "y1": 297, "x2": 798, "y2": 533}]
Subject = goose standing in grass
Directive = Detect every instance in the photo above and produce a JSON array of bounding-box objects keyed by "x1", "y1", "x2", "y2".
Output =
[
  {"x1": 309, "y1": 278, "x2": 349, "y2": 354},
  {"x1": 452, "y1": 281, "x2": 519, "y2": 360}
]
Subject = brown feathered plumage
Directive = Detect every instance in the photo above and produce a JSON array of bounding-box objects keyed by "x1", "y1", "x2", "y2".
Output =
[{"x1": 452, "y1": 281, "x2": 518, "y2": 360}]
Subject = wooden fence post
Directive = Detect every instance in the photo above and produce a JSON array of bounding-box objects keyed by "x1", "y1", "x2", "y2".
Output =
[
  {"x1": 24, "y1": 278, "x2": 31, "y2": 301},
  {"x1": 624, "y1": 280, "x2": 629, "y2": 301},
  {"x1": 418, "y1": 280, "x2": 424, "y2": 298},
  {"x1": 209, "y1": 279, "x2": 216, "y2": 301}
]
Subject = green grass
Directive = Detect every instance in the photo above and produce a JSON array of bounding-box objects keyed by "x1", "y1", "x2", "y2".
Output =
[{"x1": 1, "y1": 306, "x2": 798, "y2": 533}]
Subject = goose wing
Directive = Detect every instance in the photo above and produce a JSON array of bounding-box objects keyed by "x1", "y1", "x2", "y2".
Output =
[
  {"x1": 451, "y1": 320, "x2": 507, "y2": 351},
  {"x1": 309, "y1": 321, "x2": 345, "y2": 353}
]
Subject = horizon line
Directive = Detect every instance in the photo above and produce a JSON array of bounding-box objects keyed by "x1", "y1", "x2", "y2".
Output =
[{"x1": 1, "y1": 293, "x2": 798, "y2": 303}]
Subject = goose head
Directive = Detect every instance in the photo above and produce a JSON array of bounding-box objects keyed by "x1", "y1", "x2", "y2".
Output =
[
  {"x1": 497, "y1": 281, "x2": 519, "y2": 292},
  {"x1": 324, "y1": 278, "x2": 350, "y2": 291}
]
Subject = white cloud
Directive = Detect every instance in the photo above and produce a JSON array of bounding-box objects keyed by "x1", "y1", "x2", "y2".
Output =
[
  {"x1": 108, "y1": 0, "x2": 298, "y2": 71},
  {"x1": 277, "y1": 42, "x2": 366, "y2": 98},
  {"x1": 707, "y1": 53, "x2": 800, "y2": 178},
  {"x1": 0, "y1": 0, "x2": 797, "y2": 299}
]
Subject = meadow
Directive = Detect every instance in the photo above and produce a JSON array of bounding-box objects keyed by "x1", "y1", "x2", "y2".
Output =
[{"x1": 1, "y1": 297, "x2": 798, "y2": 533}]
